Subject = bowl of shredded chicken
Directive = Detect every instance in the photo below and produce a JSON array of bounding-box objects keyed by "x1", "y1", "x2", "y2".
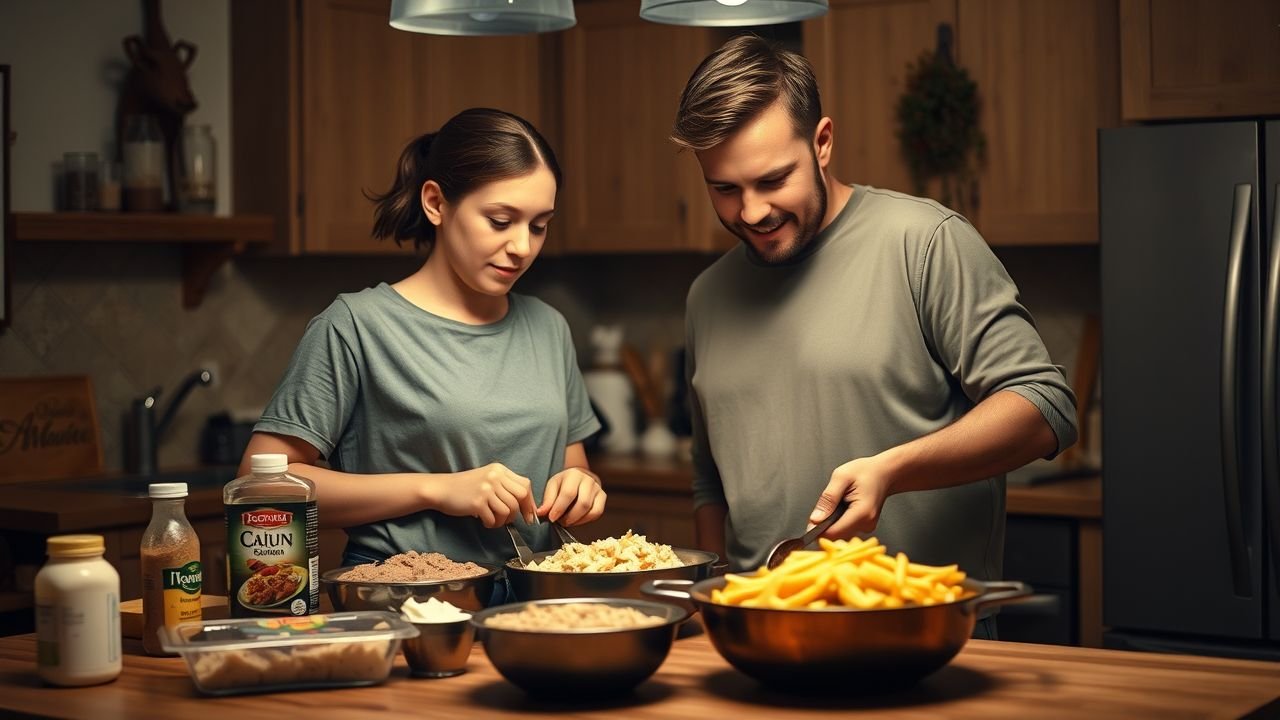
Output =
[{"x1": 505, "y1": 530, "x2": 718, "y2": 606}]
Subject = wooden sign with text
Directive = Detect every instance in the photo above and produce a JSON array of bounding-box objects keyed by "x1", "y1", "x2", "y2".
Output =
[{"x1": 0, "y1": 376, "x2": 103, "y2": 484}]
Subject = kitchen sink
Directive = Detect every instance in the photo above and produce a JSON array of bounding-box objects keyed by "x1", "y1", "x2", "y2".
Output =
[{"x1": 37, "y1": 466, "x2": 239, "y2": 498}]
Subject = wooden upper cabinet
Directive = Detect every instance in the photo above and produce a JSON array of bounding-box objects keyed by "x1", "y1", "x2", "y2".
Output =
[
  {"x1": 1119, "y1": 0, "x2": 1280, "y2": 120},
  {"x1": 805, "y1": 0, "x2": 1116, "y2": 246},
  {"x1": 410, "y1": 35, "x2": 549, "y2": 133},
  {"x1": 232, "y1": 0, "x2": 550, "y2": 255},
  {"x1": 558, "y1": 0, "x2": 726, "y2": 253},
  {"x1": 302, "y1": 0, "x2": 420, "y2": 254},
  {"x1": 803, "y1": 0, "x2": 957, "y2": 199},
  {"x1": 958, "y1": 0, "x2": 1119, "y2": 246}
]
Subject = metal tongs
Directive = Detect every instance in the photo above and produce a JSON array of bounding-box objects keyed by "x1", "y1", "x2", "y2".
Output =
[
  {"x1": 551, "y1": 522, "x2": 581, "y2": 547},
  {"x1": 506, "y1": 524, "x2": 535, "y2": 567},
  {"x1": 506, "y1": 516, "x2": 582, "y2": 567}
]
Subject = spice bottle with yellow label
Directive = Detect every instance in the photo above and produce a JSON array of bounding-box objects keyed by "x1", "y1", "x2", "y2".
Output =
[
  {"x1": 225, "y1": 453, "x2": 319, "y2": 618},
  {"x1": 141, "y1": 482, "x2": 202, "y2": 656}
]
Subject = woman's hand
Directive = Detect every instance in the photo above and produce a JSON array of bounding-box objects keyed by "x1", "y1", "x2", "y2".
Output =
[
  {"x1": 539, "y1": 466, "x2": 606, "y2": 526},
  {"x1": 431, "y1": 463, "x2": 537, "y2": 528}
]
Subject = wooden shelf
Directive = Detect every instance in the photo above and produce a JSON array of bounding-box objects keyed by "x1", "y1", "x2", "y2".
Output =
[
  {"x1": 13, "y1": 212, "x2": 274, "y2": 308},
  {"x1": 13, "y1": 211, "x2": 273, "y2": 243}
]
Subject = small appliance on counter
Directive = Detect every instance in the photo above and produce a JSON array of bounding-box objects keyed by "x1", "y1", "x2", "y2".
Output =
[
  {"x1": 582, "y1": 325, "x2": 638, "y2": 454},
  {"x1": 200, "y1": 409, "x2": 259, "y2": 466}
]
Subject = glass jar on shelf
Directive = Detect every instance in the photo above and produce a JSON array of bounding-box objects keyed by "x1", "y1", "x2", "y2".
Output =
[
  {"x1": 99, "y1": 159, "x2": 122, "y2": 212},
  {"x1": 62, "y1": 152, "x2": 100, "y2": 211},
  {"x1": 122, "y1": 114, "x2": 165, "y2": 212},
  {"x1": 180, "y1": 124, "x2": 216, "y2": 214}
]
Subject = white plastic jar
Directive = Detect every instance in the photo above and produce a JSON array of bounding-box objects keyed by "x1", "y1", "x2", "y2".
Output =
[{"x1": 34, "y1": 534, "x2": 122, "y2": 686}]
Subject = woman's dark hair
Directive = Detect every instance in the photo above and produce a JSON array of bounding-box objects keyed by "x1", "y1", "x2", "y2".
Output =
[{"x1": 368, "y1": 108, "x2": 562, "y2": 253}]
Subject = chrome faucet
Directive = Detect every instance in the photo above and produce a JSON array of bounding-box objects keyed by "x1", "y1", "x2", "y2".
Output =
[{"x1": 125, "y1": 368, "x2": 214, "y2": 475}]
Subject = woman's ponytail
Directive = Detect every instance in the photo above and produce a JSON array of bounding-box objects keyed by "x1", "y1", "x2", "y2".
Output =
[{"x1": 368, "y1": 132, "x2": 436, "y2": 252}]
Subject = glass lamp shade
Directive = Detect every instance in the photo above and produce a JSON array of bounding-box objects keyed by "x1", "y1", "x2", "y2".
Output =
[
  {"x1": 389, "y1": 0, "x2": 576, "y2": 36},
  {"x1": 639, "y1": 0, "x2": 828, "y2": 26}
]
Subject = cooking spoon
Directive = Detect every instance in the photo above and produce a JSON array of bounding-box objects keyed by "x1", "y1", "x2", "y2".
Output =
[{"x1": 764, "y1": 499, "x2": 850, "y2": 569}]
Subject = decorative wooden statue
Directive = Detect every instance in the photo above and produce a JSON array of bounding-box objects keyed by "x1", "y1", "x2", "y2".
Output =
[{"x1": 117, "y1": 0, "x2": 197, "y2": 211}]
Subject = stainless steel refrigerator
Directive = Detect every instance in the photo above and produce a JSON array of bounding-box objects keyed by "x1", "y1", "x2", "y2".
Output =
[{"x1": 1100, "y1": 121, "x2": 1280, "y2": 659}]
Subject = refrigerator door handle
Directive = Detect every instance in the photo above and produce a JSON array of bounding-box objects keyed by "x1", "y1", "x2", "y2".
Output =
[
  {"x1": 1222, "y1": 182, "x2": 1253, "y2": 598},
  {"x1": 1263, "y1": 183, "x2": 1280, "y2": 589}
]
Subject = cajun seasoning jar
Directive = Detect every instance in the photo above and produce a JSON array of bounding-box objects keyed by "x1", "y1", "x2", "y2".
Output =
[
  {"x1": 225, "y1": 453, "x2": 318, "y2": 618},
  {"x1": 141, "y1": 482, "x2": 202, "y2": 656},
  {"x1": 34, "y1": 534, "x2": 121, "y2": 687}
]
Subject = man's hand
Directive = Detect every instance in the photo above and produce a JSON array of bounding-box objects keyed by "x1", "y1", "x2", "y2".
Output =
[
  {"x1": 538, "y1": 467, "x2": 606, "y2": 525},
  {"x1": 809, "y1": 455, "x2": 897, "y2": 539}
]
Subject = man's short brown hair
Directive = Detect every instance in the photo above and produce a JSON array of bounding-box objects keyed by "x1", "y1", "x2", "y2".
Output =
[{"x1": 672, "y1": 34, "x2": 822, "y2": 152}]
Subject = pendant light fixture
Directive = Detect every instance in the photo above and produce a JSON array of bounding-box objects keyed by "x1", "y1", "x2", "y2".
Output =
[
  {"x1": 389, "y1": 0, "x2": 575, "y2": 36},
  {"x1": 638, "y1": 0, "x2": 828, "y2": 27}
]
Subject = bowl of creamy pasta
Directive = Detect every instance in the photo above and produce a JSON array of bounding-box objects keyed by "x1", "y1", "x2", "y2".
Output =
[{"x1": 470, "y1": 597, "x2": 687, "y2": 697}]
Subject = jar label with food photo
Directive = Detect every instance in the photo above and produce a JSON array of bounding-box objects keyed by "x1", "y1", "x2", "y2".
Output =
[{"x1": 227, "y1": 501, "x2": 319, "y2": 617}]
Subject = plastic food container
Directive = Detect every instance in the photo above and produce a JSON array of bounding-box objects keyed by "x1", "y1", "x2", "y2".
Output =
[{"x1": 160, "y1": 611, "x2": 417, "y2": 695}]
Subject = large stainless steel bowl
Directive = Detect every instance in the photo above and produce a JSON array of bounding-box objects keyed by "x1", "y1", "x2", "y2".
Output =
[
  {"x1": 320, "y1": 563, "x2": 502, "y2": 613},
  {"x1": 470, "y1": 597, "x2": 688, "y2": 697},
  {"x1": 504, "y1": 547, "x2": 718, "y2": 608},
  {"x1": 643, "y1": 576, "x2": 1031, "y2": 692}
]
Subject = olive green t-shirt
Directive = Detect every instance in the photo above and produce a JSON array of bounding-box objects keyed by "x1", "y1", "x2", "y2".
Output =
[
  {"x1": 685, "y1": 186, "x2": 1078, "y2": 576},
  {"x1": 257, "y1": 284, "x2": 600, "y2": 565}
]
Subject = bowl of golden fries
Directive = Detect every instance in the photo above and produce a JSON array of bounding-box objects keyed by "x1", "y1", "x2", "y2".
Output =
[{"x1": 642, "y1": 537, "x2": 1031, "y2": 691}]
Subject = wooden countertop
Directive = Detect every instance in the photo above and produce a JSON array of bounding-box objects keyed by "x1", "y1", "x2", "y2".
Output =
[
  {"x1": 590, "y1": 454, "x2": 1102, "y2": 520},
  {"x1": 0, "y1": 631, "x2": 1275, "y2": 718}
]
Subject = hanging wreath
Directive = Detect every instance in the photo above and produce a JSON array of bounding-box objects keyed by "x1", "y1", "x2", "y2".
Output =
[{"x1": 895, "y1": 24, "x2": 985, "y2": 214}]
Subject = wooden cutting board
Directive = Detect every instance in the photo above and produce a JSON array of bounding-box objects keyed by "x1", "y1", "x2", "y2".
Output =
[
  {"x1": 0, "y1": 376, "x2": 103, "y2": 484},
  {"x1": 120, "y1": 595, "x2": 228, "y2": 639}
]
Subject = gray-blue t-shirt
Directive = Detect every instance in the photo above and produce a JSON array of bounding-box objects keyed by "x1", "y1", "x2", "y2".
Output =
[
  {"x1": 256, "y1": 283, "x2": 601, "y2": 565},
  {"x1": 686, "y1": 186, "x2": 1078, "y2": 575}
]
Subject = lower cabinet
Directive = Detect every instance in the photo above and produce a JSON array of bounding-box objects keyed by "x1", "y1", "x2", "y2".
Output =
[{"x1": 1001, "y1": 516, "x2": 1078, "y2": 645}]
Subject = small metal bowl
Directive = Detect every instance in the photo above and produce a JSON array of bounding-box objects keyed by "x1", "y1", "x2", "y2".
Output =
[
  {"x1": 320, "y1": 563, "x2": 502, "y2": 613},
  {"x1": 402, "y1": 618, "x2": 476, "y2": 678},
  {"x1": 470, "y1": 597, "x2": 688, "y2": 698}
]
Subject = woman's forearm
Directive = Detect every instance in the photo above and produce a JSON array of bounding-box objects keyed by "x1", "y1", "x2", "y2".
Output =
[{"x1": 287, "y1": 463, "x2": 450, "y2": 529}]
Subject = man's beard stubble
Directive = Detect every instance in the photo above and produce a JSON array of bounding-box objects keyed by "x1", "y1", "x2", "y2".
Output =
[{"x1": 734, "y1": 157, "x2": 829, "y2": 266}]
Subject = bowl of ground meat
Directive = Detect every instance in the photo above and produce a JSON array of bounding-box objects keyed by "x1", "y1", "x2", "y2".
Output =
[{"x1": 321, "y1": 551, "x2": 501, "y2": 613}]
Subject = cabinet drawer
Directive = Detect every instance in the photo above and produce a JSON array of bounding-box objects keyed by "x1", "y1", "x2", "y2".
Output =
[
  {"x1": 999, "y1": 586, "x2": 1076, "y2": 645},
  {"x1": 1005, "y1": 516, "x2": 1075, "y2": 587}
]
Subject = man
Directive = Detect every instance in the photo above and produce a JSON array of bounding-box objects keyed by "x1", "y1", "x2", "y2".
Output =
[{"x1": 675, "y1": 35, "x2": 1077, "y2": 637}]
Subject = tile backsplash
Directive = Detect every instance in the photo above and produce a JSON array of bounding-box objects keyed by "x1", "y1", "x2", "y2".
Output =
[{"x1": 0, "y1": 242, "x2": 1096, "y2": 474}]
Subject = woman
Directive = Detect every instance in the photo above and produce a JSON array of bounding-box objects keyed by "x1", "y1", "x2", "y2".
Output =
[{"x1": 239, "y1": 108, "x2": 604, "y2": 576}]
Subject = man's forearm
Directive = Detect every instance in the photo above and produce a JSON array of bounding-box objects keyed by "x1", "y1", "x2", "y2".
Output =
[
  {"x1": 884, "y1": 389, "x2": 1059, "y2": 494},
  {"x1": 694, "y1": 503, "x2": 728, "y2": 561}
]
